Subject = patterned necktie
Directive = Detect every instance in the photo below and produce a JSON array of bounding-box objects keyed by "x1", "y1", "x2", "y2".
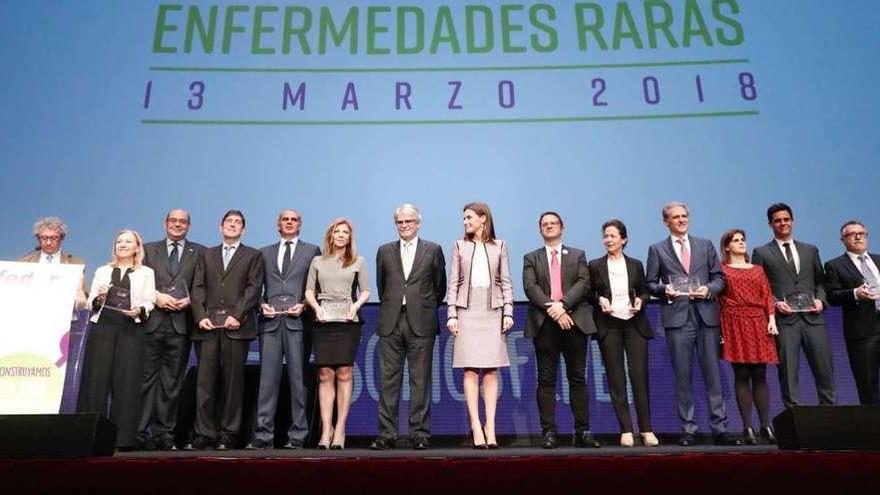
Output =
[
  {"x1": 169, "y1": 242, "x2": 180, "y2": 275},
  {"x1": 677, "y1": 238, "x2": 690, "y2": 274},
  {"x1": 46, "y1": 254, "x2": 54, "y2": 263},
  {"x1": 281, "y1": 241, "x2": 292, "y2": 275},
  {"x1": 403, "y1": 242, "x2": 413, "y2": 280},
  {"x1": 550, "y1": 249, "x2": 563, "y2": 301},
  {"x1": 783, "y1": 242, "x2": 797, "y2": 275},
  {"x1": 223, "y1": 245, "x2": 234, "y2": 270},
  {"x1": 857, "y1": 255, "x2": 880, "y2": 312}
]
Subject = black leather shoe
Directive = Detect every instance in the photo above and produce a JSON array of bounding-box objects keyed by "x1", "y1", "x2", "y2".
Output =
[
  {"x1": 413, "y1": 437, "x2": 430, "y2": 450},
  {"x1": 541, "y1": 431, "x2": 558, "y2": 449},
  {"x1": 713, "y1": 432, "x2": 744, "y2": 446},
  {"x1": 329, "y1": 444, "x2": 344, "y2": 451},
  {"x1": 487, "y1": 442, "x2": 499, "y2": 450},
  {"x1": 574, "y1": 430, "x2": 602, "y2": 448},
  {"x1": 282, "y1": 440, "x2": 303, "y2": 450},
  {"x1": 761, "y1": 427, "x2": 777, "y2": 445},
  {"x1": 184, "y1": 436, "x2": 214, "y2": 451},
  {"x1": 678, "y1": 433, "x2": 697, "y2": 447},
  {"x1": 141, "y1": 438, "x2": 157, "y2": 451},
  {"x1": 216, "y1": 435, "x2": 236, "y2": 451},
  {"x1": 245, "y1": 439, "x2": 271, "y2": 450},
  {"x1": 369, "y1": 437, "x2": 396, "y2": 451},
  {"x1": 743, "y1": 427, "x2": 758, "y2": 445},
  {"x1": 157, "y1": 438, "x2": 179, "y2": 451}
]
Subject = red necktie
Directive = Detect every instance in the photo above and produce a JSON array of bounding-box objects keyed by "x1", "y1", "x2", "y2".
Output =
[
  {"x1": 550, "y1": 249, "x2": 563, "y2": 301},
  {"x1": 677, "y1": 238, "x2": 690, "y2": 274}
]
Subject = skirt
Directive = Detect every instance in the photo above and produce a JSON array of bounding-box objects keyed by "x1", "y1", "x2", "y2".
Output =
[
  {"x1": 311, "y1": 321, "x2": 362, "y2": 366},
  {"x1": 453, "y1": 288, "x2": 510, "y2": 368}
]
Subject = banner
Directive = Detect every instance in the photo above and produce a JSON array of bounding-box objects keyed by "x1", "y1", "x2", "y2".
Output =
[{"x1": 0, "y1": 261, "x2": 83, "y2": 414}]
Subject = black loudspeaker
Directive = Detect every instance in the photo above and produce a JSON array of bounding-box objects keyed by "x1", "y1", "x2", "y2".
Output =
[
  {"x1": 773, "y1": 405, "x2": 880, "y2": 450},
  {"x1": 0, "y1": 413, "x2": 117, "y2": 458}
]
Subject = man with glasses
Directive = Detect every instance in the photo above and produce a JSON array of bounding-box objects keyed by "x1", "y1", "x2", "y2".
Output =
[
  {"x1": 370, "y1": 204, "x2": 446, "y2": 450},
  {"x1": 20, "y1": 216, "x2": 88, "y2": 311},
  {"x1": 825, "y1": 221, "x2": 880, "y2": 405},
  {"x1": 752, "y1": 203, "x2": 835, "y2": 407}
]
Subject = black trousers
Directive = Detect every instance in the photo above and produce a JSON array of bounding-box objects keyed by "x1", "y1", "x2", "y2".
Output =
[
  {"x1": 845, "y1": 331, "x2": 880, "y2": 405},
  {"x1": 597, "y1": 318, "x2": 652, "y2": 433},
  {"x1": 376, "y1": 307, "x2": 435, "y2": 440},
  {"x1": 138, "y1": 316, "x2": 190, "y2": 442},
  {"x1": 534, "y1": 319, "x2": 589, "y2": 433},
  {"x1": 193, "y1": 332, "x2": 250, "y2": 442},
  {"x1": 77, "y1": 314, "x2": 144, "y2": 448},
  {"x1": 775, "y1": 319, "x2": 836, "y2": 406}
]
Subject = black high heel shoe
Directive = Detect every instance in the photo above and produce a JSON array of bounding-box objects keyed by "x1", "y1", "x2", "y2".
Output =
[
  {"x1": 743, "y1": 427, "x2": 758, "y2": 445},
  {"x1": 471, "y1": 430, "x2": 488, "y2": 449},
  {"x1": 761, "y1": 426, "x2": 777, "y2": 445}
]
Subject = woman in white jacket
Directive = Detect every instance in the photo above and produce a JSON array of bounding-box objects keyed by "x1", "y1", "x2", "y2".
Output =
[{"x1": 77, "y1": 229, "x2": 155, "y2": 450}]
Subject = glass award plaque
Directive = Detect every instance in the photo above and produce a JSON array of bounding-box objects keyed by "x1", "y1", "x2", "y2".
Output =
[
  {"x1": 269, "y1": 295, "x2": 295, "y2": 313},
  {"x1": 320, "y1": 298, "x2": 354, "y2": 322},
  {"x1": 104, "y1": 285, "x2": 132, "y2": 312},
  {"x1": 865, "y1": 281, "x2": 880, "y2": 298},
  {"x1": 161, "y1": 281, "x2": 189, "y2": 300},
  {"x1": 669, "y1": 275, "x2": 701, "y2": 295},
  {"x1": 784, "y1": 291, "x2": 815, "y2": 312},
  {"x1": 209, "y1": 308, "x2": 229, "y2": 328}
]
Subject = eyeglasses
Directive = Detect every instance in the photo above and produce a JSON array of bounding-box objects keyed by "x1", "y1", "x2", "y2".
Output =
[
  {"x1": 38, "y1": 235, "x2": 61, "y2": 242},
  {"x1": 843, "y1": 231, "x2": 869, "y2": 239},
  {"x1": 396, "y1": 219, "x2": 417, "y2": 225}
]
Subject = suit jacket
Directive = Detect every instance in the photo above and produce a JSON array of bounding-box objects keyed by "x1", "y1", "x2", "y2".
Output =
[
  {"x1": 376, "y1": 239, "x2": 447, "y2": 338},
  {"x1": 522, "y1": 245, "x2": 595, "y2": 338},
  {"x1": 259, "y1": 240, "x2": 321, "y2": 333},
  {"x1": 825, "y1": 252, "x2": 880, "y2": 339},
  {"x1": 646, "y1": 235, "x2": 724, "y2": 328},
  {"x1": 142, "y1": 239, "x2": 205, "y2": 335},
  {"x1": 447, "y1": 239, "x2": 514, "y2": 319},
  {"x1": 752, "y1": 240, "x2": 827, "y2": 326},
  {"x1": 19, "y1": 249, "x2": 89, "y2": 301},
  {"x1": 587, "y1": 254, "x2": 654, "y2": 339},
  {"x1": 191, "y1": 243, "x2": 264, "y2": 341},
  {"x1": 87, "y1": 264, "x2": 156, "y2": 324}
]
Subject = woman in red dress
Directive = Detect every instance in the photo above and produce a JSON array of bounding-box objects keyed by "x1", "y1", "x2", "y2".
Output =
[{"x1": 719, "y1": 229, "x2": 779, "y2": 444}]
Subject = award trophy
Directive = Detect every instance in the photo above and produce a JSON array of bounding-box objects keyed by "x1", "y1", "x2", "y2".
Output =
[
  {"x1": 865, "y1": 281, "x2": 880, "y2": 298},
  {"x1": 269, "y1": 295, "x2": 296, "y2": 313},
  {"x1": 320, "y1": 297, "x2": 354, "y2": 323},
  {"x1": 161, "y1": 281, "x2": 189, "y2": 301},
  {"x1": 783, "y1": 291, "x2": 815, "y2": 312},
  {"x1": 669, "y1": 275, "x2": 701, "y2": 296},
  {"x1": 104, "y1": 285, "x2": 132, "y2": 312},
  {"x1": 209, "y1": 308, "x2": 229, "y2": 328}
]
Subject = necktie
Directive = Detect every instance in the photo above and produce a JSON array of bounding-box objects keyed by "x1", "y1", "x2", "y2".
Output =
[
  {"x1": 550, "y1": 249, "x2": 563, "y2": 301},
  {"x1": 857, "y1": 255, "x2": 880, "y2": 312},
  {"x1": 402, "y1": 242, "x2": 413, "y2": 280},
  {"x1": 677, "y1": 238, "x2": 690, "y2": 274},
  {"x1": 46, "y1": 254, "x2": 54, "y2": 263},
  {"x1": 783, "y1": 242, "x2": 797, "y2": 275},
  {"x1": 169, "y1": 242, "x2": 180, "y2": 275},
  {"x1": 281, "y1": 241, "x2": 292, "y2": 275},
  {"x1": 223, "y1": 245, "x2": 234, "y2": 270}
]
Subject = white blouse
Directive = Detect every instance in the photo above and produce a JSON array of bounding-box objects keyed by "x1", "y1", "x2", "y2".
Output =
[
  {"x1": 607, "y1": 256, "x2": 633, "y2": 321},
  {"x1": 470, "y1": 241, "x2": 491, "y2": 288}
]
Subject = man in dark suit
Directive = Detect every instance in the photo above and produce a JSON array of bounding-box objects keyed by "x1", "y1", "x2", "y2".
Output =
[
  {"x1": 138, "y1": 209, "x2": 204, "y2": 451},
  {"x1": 646, "y1": 202, "x2": 738, "y2": 446},
  {"x1": 188, "y1": 210, "x2": 264, "y2": 450},
  {"x1": 752, "y1": 203, "x2": 835, "y2": 407},
  {"x1": 826, "y1": 220, "x2": 880, "y2": 405},
  {"x1": 370, "y1": 204, "x2": 446, "y2": 451},
  {"x1": 247, "y1": 209, "x2": 321, "y2": 450},
  {"x1": 522, "y1": 211, "x2": 600, "y2": 449},
  {"x1": 19, "y1": 216, "x2": 88, "y2": 311}
]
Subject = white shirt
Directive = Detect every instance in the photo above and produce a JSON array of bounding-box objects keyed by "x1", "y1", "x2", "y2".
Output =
[
  {"x1": 40, "y1": 251, "x2": 61, "y2": 264},
  {"x1": 277, "y1": 237, "x2": 298, "y2": 273},
  {"x1": 670, "y1": 234, "x2": 691, "y2": 267},
  {"x1": 222, "y1": 242, "x2": 240, "y2": 268},
  {"x1": 607, "y1": 256, "x2": 633, "y2": 320},
  {"x1": 471, "y1": 241, "x2": 491, "y2": 288},
  {"x1": 847, "y1": 251, "x2": 880, "y2": 298},
  {"x1": 166, "y1": 238, "x2": 186, "y2": 260},
  {"x1": 775, "y1": 239, "x2": 801, "y2": 274},
  {"x1": 544, "y1": 243, "x2": 563, "y2": 268}
]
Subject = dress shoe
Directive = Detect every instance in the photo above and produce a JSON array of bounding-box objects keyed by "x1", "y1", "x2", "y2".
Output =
[
  {"x1": 245, "y1": 439, "x2": 271, "y2": 450},
  {"x1": 184, "y1": 436, "x2": 214, "y2": 451},
  {"x1": 471, "y1": 429, "x2": 488, "y2": 449},
  {"x1": 760, "y1": 427, "x2": 777, "y2": 445},
  {"x1": 541, "y1": 431, "x2": 558, "y2": 449},
  {"x1": 574, "y1": 430, "x2": 602, "y2": 448},
  {"x1": 140, "y1": 438, "x2": 157, "y2": 451},
  {"x1": 315, "y1": 444, "x2": 328, "y2": 450},
  {"x1": 158, "y1": 438, "x2": 179, "y2": 451},
  {"x1": 620, "y1": 432, "x2": 634, "y2": 447},
  {"x1": 678, "y1": 433, "x2": 697, "y2": 447},
  {"x1": 641, "y1": 432, "x2": 660, "y2": 447},
  {"x1": 713, "y1": 432, "x2": 744, "y2": 446},
  {"x1": 329, "y1": 443, "x2": 344, "y2": 450},
  {"x1": 216, "y1": 435, "x2": 236, "y2": 451},
  {"x1": 743, "y1": 427, "x2": 758, "y2": 445},
  {"x1": 369, "y1": 437, "x2": 396, "y2": 450},
  {"x1": 487, "y1": 442, "x2": 499, "y2": 450},
  {"x1": 413, "y1": 437, "x2": 430, "y2": 450},
  {"x1": 282, "y1": 440, "x2": 303, "y2": 450}
]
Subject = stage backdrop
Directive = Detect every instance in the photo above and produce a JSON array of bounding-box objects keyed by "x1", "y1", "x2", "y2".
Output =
[{"x1": 1, "y1": 1, "x2": 879, "y2": 294}]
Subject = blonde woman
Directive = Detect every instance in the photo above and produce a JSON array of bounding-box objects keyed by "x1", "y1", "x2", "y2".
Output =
[
  {"x1": 447, "y1": 202, "x2": 514, "y2": 449},
  {"x1": 78, "y1": 229, "x2": 156, "y2": 450},
  {"x1": 305, "y1": 218, "x2": 370, "y2": 450}
]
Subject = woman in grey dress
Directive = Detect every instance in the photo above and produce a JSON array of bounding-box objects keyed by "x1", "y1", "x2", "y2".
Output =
[
  {"x1": 304, "y1": 218, "x2": 370, "y2": 450},
  {"x1": 447, "y1": 202, "x2": 514, "y2": 448}
]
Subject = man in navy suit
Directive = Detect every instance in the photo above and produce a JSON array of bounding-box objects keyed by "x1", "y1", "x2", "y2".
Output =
[
  {"x1": 646, "y1": 202, "x2": 738, "y2": 446},
  {"x1": 825, "y1": 220, "x2": 880, "y2": 405},
  {"x1": 247, "y1": 209, "x2": 321, "y2": 449}
]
